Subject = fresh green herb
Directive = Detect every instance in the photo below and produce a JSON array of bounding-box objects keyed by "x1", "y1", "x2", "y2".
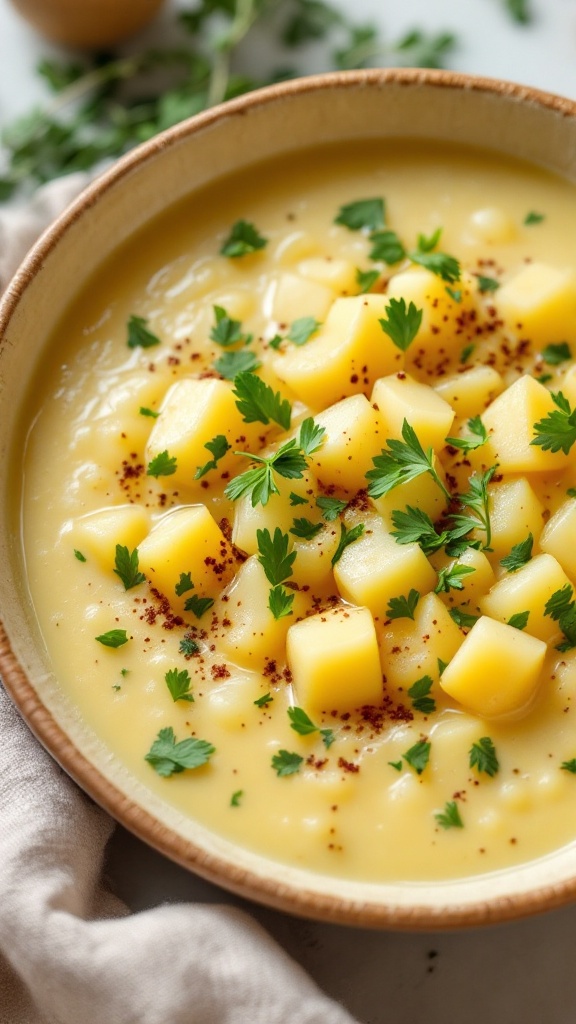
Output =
[
  {"x1": 127, "y1": 314, "x2": 161, "y2": 349},
  {"x1": 95, "y1": 629, "x2": 129, "y2": 648},
  {"x1": 281, "y1": 0, "x2": 343, "y2": 46},
  {"x1": 504, "y1": 0, "x2": 532, "y2": 24},
  {"x1": 379, "y1": 297, "x2": 423, "y2": 352},
  {"x1": 445, "y1": 286, "x2": 462, "y2": 303},
  {"x1": 254, "y1": 692, "x2": 273, "y2": 707},
  {"x1": 257, "y1": 527, "x2": 296, "y2": 586},
  {"x1": 544, "y1": 584, "x2": 576, "y2": 651},
  {"x1": 271, "y1": 749, "x2": 304, "y2": 777},
  {"x1": 267, "y1": 334, "x2": 283, "y2": 351},
  {"x1": 139, "y1": 406, "x2": 160, "y2": 418},
  {"x1": 541, "y1": 342, "x2": 571, "y2": 366},
  {"x1": 120, "y1": 668, "x2": 129, "y2": 677},
  {"x1": 368, "y1": 230, "x2": 406, "y2": 264},
  {"x1": 145, "y1": 727, "x2": 214, "y2": 778},
  {"x1": 434, "y1": 563, "x2": 476, "y2": 594},
  {"x1": 220, "y1": 219, "x2": 267, "y2": 257},
  {"x1": 416, "y1": 227, "x2": 442, "y2": 252},
  {"x1": 561, "y1": 759, "x2": 576, "y2": 774},
  {"x1": 366, "y1": 419, "x2": 451, "y2": 502},
  {"x1": 289, "y1": 491, "x2": 309, "y2": 506},
  {"x1": 536, "y1": 372, "x2": 553, "y2": 385},
  {"x1": 390, "y1": 506, "x2": 449, "y2": 555},
  {"x1": 268, "y1": 585, "x2": 295, "y2": 620},
  {"x1": 388, "y1": 760, "x2": 403, "y2": 771},
  {"x1": 507, "y1": 610, "x2": 530, "y2": 630},
  {"x1": 214, "y1": 349, "x2": 261, "y2": 379},
  {"x1": 113, "y1": 544, "x2": 146, "y2": 590},
  {"x1": 288, "y1": 706, "x2": 334, "y2": 748},
  {"x1": 391, "y1": 28, "x2": 456, "y2": 69},
  {"x1": 410, "y1": 242, "x2": 460, "y2": 283},
  {"x1": 194, "y1": 434, "x2": 231, "y2": 479},
  {"x1": 290, "y1": 517, "x2": 323, "y2": 540},
  {"x1": 568, "y1": 488, "x2": 576, "y2": 498},
  {"x1": 179, "y1": 636, "x2": 199, "y2": 657},
  {"x1": 210, "y1": 305, "x2": 253, "y2": 348},
  {"x1": 500, "y1": 534, "x2": 533, "y2": 573},
  {"x1": 74, "y1": 549, "x2": 86, "y2": 562},
  {"x1": 225, "y1": 438, "x2": 309, "y2": 507},
  {"x1": 287, "y1": 316, "x2": 321, "y2": 346},
  {"x1": 331, "y1": 521, "x2": 365, "y2": 566},
  {"x1": 408, "y1": 675, "x2": 436, "y2": 715},
  {"x1": 469, "y1": 737, "x2": 499, "y2": 777},
  {"x1": 232, "y1": 371, "x2": 291, "y2": 429},
  {"x1": 445, "y1": 415, "x2": 488, "y2": 453},
  {"x1": 449, "y1": 607, "x2": 479, "y2": 629},
  {"x1": 165, "y1": 667, "x2": 194, "y2": 703},
  {"x1": 334, "y1": 197, "x2": 385, "y2": 232},
  {"x1": 184, "y1": 595, "x2": 214, "y2": 619},
  {"x1": 147, "y1": 450, "x2": 177, "y2": 477},
  {"x1": 437, "y1": 657, "x2": 449, "y2": 675},
  {"x1": 230, "y1": 790, "x2": 244, "y2": 806},
  {"x1": 402, "y1": 738, "x2": 431, "y2": 775},
  {"x1": 476, "y1": 275, "x2": 500, "y2": 293},
  {"x1": 447, "y1": 467, "x2": 496, "y2": 550},
  {"x1": 434, "y1": 800, "x2": 463, "y2": 829},
  {"x1": 531, "y1": 391, "x2": 576, "y2": 455},
  {"x1": 524, "y1": 210, "x2": 545, "y2": 225},
  {"x1": 299, "y1": 416, "x2": 326, "y2": 456},
  {"x1": 460, "y1": 343, "x2": 475, "y2": 364},
  {"x1": 356, "y1": 268, "x2": 380, "y2": 293},
  {"x1": 386, "y1": 589, "x2": 420, "y2": 621},
  {"x1": 316, "y1": 495, "x2": 348, "y2": 521}
]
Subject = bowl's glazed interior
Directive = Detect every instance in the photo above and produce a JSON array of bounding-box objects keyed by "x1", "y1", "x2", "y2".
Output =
[{"x1": 3, "y1": 69, "x2": 576, "y2": 928}]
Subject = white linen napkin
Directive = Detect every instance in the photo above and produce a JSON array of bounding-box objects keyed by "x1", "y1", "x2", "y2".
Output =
[{"x1": 0, "y1": 175, "x2": 359, "y2": 1024}]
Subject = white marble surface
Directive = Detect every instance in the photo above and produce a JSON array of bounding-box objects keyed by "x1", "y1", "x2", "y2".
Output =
[{"x1": 3, "y1": 1, "x2": 576, "y2": 1021}]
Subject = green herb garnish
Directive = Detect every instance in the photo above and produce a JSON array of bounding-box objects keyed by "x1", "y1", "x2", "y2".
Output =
[
  {"x1": 165, "y1": 667, "x2": 194, "y2": 703},
  {"x1": 287, "y1": 316, "x2": 321, "y2": 346},
  {"x1": 147, "y1": 450, "x2": 178, "y2": 478},
  {"x1": 500, "y1": 534, "x2": 533, "y2": 573},
  {"x1": 434, "y1": 563, "x2": 476, "y2": 594},
  {"x1": 316, "y1": 495, "x2": 348, "y2": 521},
  {"x1": 113, "y1": 544, "x2": 146, "y2": 590},
  {"x1": 541, "y1": 342, "x2": 571, "y2": 366},
  {"x1": 145, "y1": 727, "x2": 214, "y2": 777},
  {"x1": 366, "y1": 419, "x2": 451, "y2": 502},
  {"x1": 386, "y1": 589, "x2": 420, "y2": 621},
  {"x1": 210, "y1": 305, "x2": 252, "y2": 347},
  {"x1": 334, "y1": 197, "x2": 385, "y2": 232},
  {"x1": 445, "y1": 415, "x2": 488, "y2": 453},
  {"x1": 331, "y1": 521, "x2": 365, "y2": 566},
  {"x1": 507, "y1": 610, "x2": 530, "y2": 630},
  {"x1": 379, "y1": 297, "x2": 422, "y2": 352},
  {"x1": 402, "y1": 738, "x2": 431, "y2": 775},
  {"x1": 232, "y1": 371, "x2": 291, "y2": 429},
  {"x1": 271, "y1": 749, "x2": 304, "y2": 777},
  {"x1": 74, "y1": 549, "x2": 86, "y2": 562},
  {"x1": 434, "y1": 800, "x2": 463, "y2": 829},
  {"x1": 184, "y1": 595, "x2": 214, "y2": 619},
  {"x1": 95, "y1": 629, "x2": 129, "y2": 648},
  {"x1": 531, "y1": 391, "x2": 576, "y2": 455},
  {"x1": 288, "y1": 706, "x2": 334, "y2": 748},
  {"x1": 127, "y1": 314, "x2": 160, "y2": 349},
  {"x1": 408, "y1": 675, "x2": 436, "y2": 714},
  {"x1": 194, "y1": 435, "x2": 231, "y2": 480},
  {"x1": 220, "y1": 219, "x2": 267, "y2": 257},
  {"x1": 469, "y1": 737, "x2": 499, "y2": 777}
]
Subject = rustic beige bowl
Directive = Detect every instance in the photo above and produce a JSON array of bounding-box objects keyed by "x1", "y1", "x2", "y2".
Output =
[{"x1": 3, "y1": 68, "x2": 576, "y2": 930}]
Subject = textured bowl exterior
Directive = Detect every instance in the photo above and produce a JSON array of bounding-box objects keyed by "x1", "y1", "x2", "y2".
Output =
[{"x1": 3, "y1": 69, "x2": 576, "y2": 929}]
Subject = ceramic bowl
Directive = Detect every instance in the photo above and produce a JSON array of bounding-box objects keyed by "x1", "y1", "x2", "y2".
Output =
[{"x1": 3, "y1": 68, "x2": 576, "y2": 929}]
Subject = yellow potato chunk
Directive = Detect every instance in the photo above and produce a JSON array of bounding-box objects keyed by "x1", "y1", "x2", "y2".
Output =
[
  {"x1": 439, "y1": 616, "x2": 546, "y2": 718},
  {"x1": 466, "y1": 207, "x2": 516, "y2": 245},
  {"x1": 496, "y1": 262, "x2": 576, "y2": 346},
  {"x1": 372, "y1": 458, "x2": 448, "y2": 527},
  {"x1": 272, "y1": 294, "x2": 403, "y2": 409},
  {"x1": 540, "y1": 499, "x2": 576, "y2": 581},
  {"x1": 380, "y1": 593, "x2": 464, "y2": 695},
  {"x1": 214, "y1": 556, "x2": 308, "y2": 670},
  {"x1": 434, "y1": 365, "x2": 504, "y2": 418},
  {"x1": 308, "y1": 393, "x2": 385, "y2": 493},
  {"x1": 297, "y1": 256, "x2": 357, "y2": 295},
  {"x1": 386, "y1": 268, "x2": 478, "y2": 364},
  {"x1": 333, "y1": 515, "x2": 437, "y2": 618},
  {"x1": 479, "y1": 553, "x2": 572, "y2": 643},
  {"x1": 480, "y1": 375, "x2": 568, "y2": 473},
  {"x1": 70, "y1": 505, "x2": 150, "y2": 571},
  {"x1": 286, "y1": 605, "x2": 383, "y2": 712},
  {"x1": 487, "y1": 477, "x2": 544, "y2": 560},
  {"x1": 372, "y1": 372, "x2": 455, "y2": 452},
  {"x1": 270, "y1": 272, "x2": 335, "y2": 322},
  {"x1": 232, "y1": 470, "x2": 318, "y2": 556},
  {"x1": 292, "y1": 523, "x2": 340, "y2": 587},
  {"x1": 434, "y1": 547, "x2": 495, "y2": 615},
  {"x1": 138, "y1": 505, "x2": 235, "y2": 608},
  {"x1": 145, "y1": 378, "x2": 262, "y2": 490}
]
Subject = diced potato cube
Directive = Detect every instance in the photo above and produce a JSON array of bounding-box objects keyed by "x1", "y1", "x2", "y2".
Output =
[
  {"x1": 479, "y1": 553, "x2": 572, "y2": 643},
  {"x1": 232, "y1": 470, "x2": 318, "y2": 556},
  {"x1": 292, "y1": 523, "x2": 340, "y2": 588},
  {"x1": 138, "y1": 505, "x2": 235, "y2": 609},
  {"x1": 439, "y1": 616, "x2": 546, "y2": 717},
  {"x1": 210, "y1": 289, "x2": 255, "y2": 323},
  {"x1": 434, "y1": 547, "x2": 495, "y2": 614},
  {"x1": 380, "y1": 593, "x2": 464, "y2": 695},
  {"x1": 214, "y1": 556, "x2": 309, "y2": 669},
  {"x1": 480, "y1": 375, "x2": 568, "y2": 473},
  {"x1": 372, "y1": 372, "x2": 454, "y2": 452},
  {"x1": 333, "y1": 515, "x2": 437, "y2": 618},
  {"x1": 386, "y1": 268, "x2": 478, "y2": 365},
  {"x1": 272, "y1": 230, "x2": 318, "y2": 266},
  {"x1": 70, "y1": 505, "x2": 150, "y2": 571},
  {"x1": 496, "y1": 262, "x2": 576, "y2": 346},
  {"x1": 466, "y1": 207, "x2": 516, "y2": 245},
  {"x1": 297, "y1": 257, "x2": 358, "y2": 295},
  {"x1": 272, "y1": 294, "x2": 403, "y2": 410},
  {"x1": 487, "y1": 477, "x2": 544, "y2": 560},
  {"x1": 434, "y1": 365, "x2": 504, "y2": 418},
  {"x1": 308, "y1": 394, "x2": 385, "y2": 493},
  {"x1": 286, "y1": 605, "x2": 383, "y2": 712},
  {"x1": 145, "y1": 378, "x2": 263, "y2": 490},
  {"x1": 269, "y1": 272, "x2": 335, "y2": 323},
  {"x1": 540, "y1": 499, "x2": 576, "y2": 581},
  {"x1": 372, "y1": 457, "x2": 449, "y2": 527}
]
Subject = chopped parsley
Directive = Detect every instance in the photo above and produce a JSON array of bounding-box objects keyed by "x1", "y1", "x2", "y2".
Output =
[
  {"x1": 379, "y1": 297, "x2": 423, "y2": 352},
  {"x1": 366, "y1": 419, "x2": 451, "y2": 503},
  {"x1": 331, "y1": 521, "x2": 365, "y2": 566},
  {"x1": 409, "y1": 246, "x2": 460, "y2": 284},
  {"x1": 369, "y1": 230, "x2": 406, "y2": 264},
  {"x1": 257, "y1": 527, "x2": 296, "y2": 621},
  {"x1": 271, "y1": 749, "x2": 304, "y2": 777},
  {"x1": 434, "y1": 800, "x2": 463, "y2": 829},
  {"x1": 447, "y1": 467, "x2": 496, "y2": 550},
  {"x1": 544, "y1": 584, "x2": 576, "y2": 651},
  {"x1": 179, "y1": 636, "x2": 199, "y2": 657},
  {"x1": 288, "y1": 706, "x2": 334, "y2": 748},
  {"x1": 225, "y1": 438, "x2": 308, "y2": 507},
  {"x1": 507, "y1": 610, "x2": 530, "y2": 630},
  {"x1": 194, "y1": 434, "x2": 231, "y2": 479},
  {"x1": 386, "y1": 589, "x2": 420, "y2": 621},
  {"x1": 561, "y1": 759, "x2": 576, "y2": 774},
  {"x1": 356, "y1": 268, "x2": 380, "y2": 293},
  {"x1": 445, "y1": 415, "x2": 488, "y2": 453},
  {"x1": 334, "y1": 197, "x2": 385, "y2": 232},
  {"x1": 390, "y1": 506, "x2": 448, "y2": 555},
  {"x1": 541, "y1": 342, "x2": 571, "y2": 366},
  {"x1": 299, "y1": 416, "x2": 326, "y2": 456},
  {"x1": 230, "y1": 790, "x2": 244, "y2": 806},
  {"x1": 184, "y1": 595, "x2": 214, "y2": 619},
  {"x1": 524, "y1": 210, "x2": 545, "y2": 225},
  {"x1": 289, "y1": 517, "x2": 323, "y2": 540},
  {"x1": 254, "y1": 692, "x2": 273, "y2": 707},
  {"x1": 268, "y1": 586, "x2": 294, "y2": 620},
  {"x1": 500, "y1": 534, "x2": 534, "y2": 573},
  {"x1": 220, "y1": 219, "x2": 267, "y2": 257},
  {"x1": 408, "y1": 675, "x2": 436, "y2": 715},
  {"x1": 145, "y1": 727, "x2": 214, "y2": 777},
  {"x1": 74, "y1": 549, "x2": 86, "y2": 562},
  {"x1": 95, "y1": 629, "x2": 129, "y2": 648},
  {"x1": 232, "y1": 371, "x2": 291, "y2": 429},
  {"x1": 210, "y1": 305, "x2": 252, "y2": 348},
  {"x1": 460, "y1": 343, "x2": 475, "y2": 364},
  {"x1": 289, "y1": 491, "x2": 309, "y2": 506},
  {"x1": 316, "y1": 495, "x2": 348, "y2": 521},
  {"x1": 476, "y1": 275, "x2": 500, "y2": 293},
  {"x1": 469, "y1": 737, "x2": 500, "y2": 777},
  {"x1": 127, "y1": 314, "x2": 160, "y2": 349},
  {"x1": 287, "y1": 316, "x2": 321, "y2": 346},
  {"x1": 165, "y1": 667, "x2": 194, "y2": 703},
  {"x1": 147, "y1": 449, "x2": 177, "y2": 477},
  {"x1": 113, "y1": 544, "x2": 146, "y2": 590},
  {"x1": 139, "y1": 406, "x2": 159, "y2": 418},
  {"x1": 449, "y1": 607, "x2": 479, "y2": 629},
  {"x1": 532, "y1": 391, "x2": 576, "y2": 454},
  {"x1": 402, "y1": 738, "x2": 431, "y2": 775},
  {"x1": 214, "y1": 349, "x2": 261, "y2": 379},
  {"x1": 434, "y1": 563, "x2": 476, "y2": 594}
]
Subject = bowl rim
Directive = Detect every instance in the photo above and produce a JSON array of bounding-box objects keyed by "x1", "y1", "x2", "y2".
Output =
[{"x1": 3, "y1": 66, "x2": 576, "y2": 930}]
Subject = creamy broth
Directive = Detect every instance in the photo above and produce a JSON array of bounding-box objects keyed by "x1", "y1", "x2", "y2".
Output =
[{"x1": 20, "y1": 140, "x2": 576, "y2": 882}]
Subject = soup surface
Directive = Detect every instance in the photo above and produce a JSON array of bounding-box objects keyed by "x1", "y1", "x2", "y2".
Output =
[{"x1": 21, "y1": 140, "x2": 576, "y2": 882}]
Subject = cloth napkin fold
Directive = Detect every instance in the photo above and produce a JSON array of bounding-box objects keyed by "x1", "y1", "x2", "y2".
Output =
[{"x1": 0, "y1": 175, "x2": 359, "y2": 1024}]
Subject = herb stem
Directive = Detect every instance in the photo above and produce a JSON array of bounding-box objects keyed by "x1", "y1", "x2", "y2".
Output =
[{"x1": 207, "y1": 0, "x2": 261, "y2": 107}]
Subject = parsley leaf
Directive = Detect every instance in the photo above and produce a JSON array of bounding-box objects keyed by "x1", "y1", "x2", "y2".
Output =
[
  {"x1": 379, "y1": 297, "x2": 422, "y2": 352},
  {"x1": 561, "y1": 758, "x2": 576, "y2": 774},
  {"x1": 287, "y1": 316, "x2": 321, "y2": 346},
  {"x1": 299, "y1": 416, "x2": 326, "y2": 455},
  {"x1": 386, "y1": 589, "x2": 420, "y2": 621},
  {"x1": 288, "y1": 706, "x2": 334, "y2": 748},
  {"x1": 220, "y1": 219, "x2": 267, "y2": 257},
  {"x1": 271, "y1": 749, "x2": 303, "y2": 777},
  {"x1": 179, "y1": 636, "x2": 199, "y2": 657},
  {"x1": 460, "y1": 343, "x2": 475, "y2": 364},
  {"x1": 541, "y1": 342, "x2": 571, "y2": 366},
  {"x1": 139, "y1": 406, "x2": 159, "y2": 418},
  {"x1": 366, "y1": 419, "x2": 451, "y2": 502},
  {"x1": 500, "y1": 534, "x2": 534, "y2": 573},
  {"x1": 369, "y1": 230, "x2": 406, "y2": 264},
  {"x1": 210, "y1": 305, "x2": 252, "y2": 348},
  {"x1": 390, "y1": 506, "x2": 449, "y2": 555},
  {"x1": 194, "y1": 434, "x2": 231, "y2": 479},
  {"x1": 230, "y1": 790, "x2": 243, "y2": 806},
  {"x1": 232, "y1": 371, "x2": 291, "y2": 429},
  {"x1": 434, "y1": 563, "x2": 476, "y2": 594},
  {"x1": 165, "y1": 667, "x2": 194, "y2": 703},
  {"x1": 316, "y1": 495, "x2": 348, "y2": 521},
  {"x1": 447, "y1": 467, "x2": 496, "y2": 550},
  {"x1": 334, "y1": 197, "x2": 385, "y2": 232},
  {"x1": 505, "y1": 0, "x2": 532, "y2": 24},
  {"x1": 184, "y1": 595, "x2": 214, "y2": 619},
  {"x1": 402, "y1": 738, "x2": 431, "y2": 775},
  {"x1": 214, "y1": 350, "x2": 261, "y2": 379},
  {"x1": 544, "y1": 583, "x2": 576, "y2": 651},
  {"x1": 175, "y1": 572, "x2": 194, "y2": 597},
  {"x1": 507, "y1": 610, "x2": 530, "y2": 630},
  {"x1": 127, "y1": 314, "x2": 161, "y2": 349},
  {"x1": 524, "y1": 210, "x2": 544, "y2": 225},
  {"x1": 410, "y1": 248, "x2": 460, "y2": 283},
  {"x1": 74, "y1": 549, "x2": 86, "y2": 562},
  {"x1": 445, "y1": 416, "x2": 488, "y2": 453},
  {"x1": 469, "y1": 737, "x2": 499, "y2": 777},
  {"x1": 331, "y1": 521, "x2": 365, "y2": 566},
  {"x1": 290, "y1": 517, "x2": 323, "y2": 540},
  {"x1": 531, "y1": 391, "x2": 576, "y2": 455},
  {"x1": 95, "y1": 629, "x2": 129, "y2": 648},
  {"x1": 435, "y1": 800, "x2": 463, "y2": 829},
  {"x1": 356, "y1": 268, "x2": 380, "y2": 293},
  {"x1": 416, "y1": 227, "x2": 442, "y2": 252},
  {"x1": 113, "y1": 544, "x2": 146, "y2": 590},
  {"x1": 449, "y1": 607, "x2": 479, "y2": 629},
  {"x1": 225, "y1": 439, "x2": 308, "y2": 507},
  {"x1": 147, "y1": 450, "x2": 177, "y2": 477},
  {"x1": 289, "y1": 491, "x2": 309, "y2": 506},
  {"x1": 254, "y1": 692, "x2": 273, "y2": 708},
  {"x1": 145, "y1": 727, "x2": 214, "y2": 777},
  {"x1": 476, "y1": 275, "x2": 500, "y2": 293},
  {"x1": 408, "y1": 675, "x2": 436, "y2": 714},
  {"x1": 268, "y1": 585, "x2": 295, "y2": 620},
  {"x1": 257, "y1": 527, "x2": 296, "y2": 586}
]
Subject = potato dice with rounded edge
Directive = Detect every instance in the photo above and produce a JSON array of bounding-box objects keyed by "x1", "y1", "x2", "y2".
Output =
[
  {"x1": 380, "y1": 592, "x2": 464, "y2": 696},
  {"x1": 138, "y1": 505, "x2": 236, "y2": 611},
  {"x1": 540, "y1": 499, "x2": 576, "y2": 581},
  {"x1": 479, "y1": 375, "x2": 568, "y2": 474},
  {"x1": 386, "y1": 268, "x2": 478, "y2": 365},
  {"x1": 479, "y1": 553, "x2": 572, "y2": 643},
  {"x1": 307, "y1": 393, "x2": 385, "y2": 494},
  {"x1": 286, "y1": 605, "x2": 383, "y2": 713},
  {"x1": 371, "y1": 372, "x2": 455, "y2": 452},
  {"x1": 439, "y1": 616, "x2": 546, "y2": 718},
  {"x1": 495, "y1": 262, "x2": 576, "y2": 346},
  {"x1": 232, "y1": 469, "x2": 318, "y2": 556},
  {"x1": 70, "y1": 504, "x2": 150, "y2": 572}
]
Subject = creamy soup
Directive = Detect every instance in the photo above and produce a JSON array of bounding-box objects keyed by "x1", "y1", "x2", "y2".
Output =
[{"x1": 20, "y1": 140, "x2": 576, "y2": 882}]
